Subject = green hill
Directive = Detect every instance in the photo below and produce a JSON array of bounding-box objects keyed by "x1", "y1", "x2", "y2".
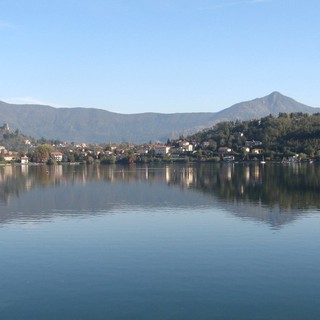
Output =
[{"x1": 0, "y1": 92, "x2": 318, "y2": 143}]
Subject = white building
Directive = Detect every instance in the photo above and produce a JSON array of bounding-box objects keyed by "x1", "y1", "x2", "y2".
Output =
[
  {"x1": 50, "y1": 152, "x2": 63, "y2": 162},
  {"x1": 154, "y1": 145, "x2": 171, "y2": 156},
  {"x1": 21, "y1": 156, "x2": 29, "y2": 164}
]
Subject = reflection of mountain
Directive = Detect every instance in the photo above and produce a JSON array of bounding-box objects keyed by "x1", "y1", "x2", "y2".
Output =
[{"x1": 1, "y1": 163, "x2": 319, "y2": 227}]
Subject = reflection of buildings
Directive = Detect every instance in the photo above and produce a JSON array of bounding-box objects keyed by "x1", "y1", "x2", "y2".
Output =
[
  {"x1": 165, "y1": 166, "x2": 170, "y2": 182},
  {"x1": 1, "y1": 162, "x2": 320, "y2": 212},
  {"x1": 3, "y1": 165, "x2": 13, "y2": 177},
  {"x1": 145, "y1": 166, "x2": 148, "y2": 180},
  {"x1": 50, "y1": 165, "x2": 63, "y2": 177},
  {"x1": 21, "y1": 164, "x2": 29, "y2": 175},
  {"x1": 253, "y1": 165, "x2": 261, "y2": 180},
  {"x1": 1, "y1": 163, "x2": 320, "y2": 228},
  {"x1": 179, "y1": 167, "x2": 194, "y2": 186},
  {"x1": 220, "y1": 164, "x2": 233, "y2": 181},
  {"x1": 243, "y1": 164, "x2": 262, "y2": 183},
  {"x1": 244, "y1": 166, "x2": 250, "y2": 181}
]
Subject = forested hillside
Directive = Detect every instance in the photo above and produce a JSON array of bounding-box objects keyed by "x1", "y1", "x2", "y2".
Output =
[
  {"x1": 1, "y1": 92, "x2": 319, "y2": 143},
  {"x1": 0, "y1": 124, "x2": 34, "y2": 153},
  {"x1": 188, "y1": 113, "x2": 320, "y2": 158}
]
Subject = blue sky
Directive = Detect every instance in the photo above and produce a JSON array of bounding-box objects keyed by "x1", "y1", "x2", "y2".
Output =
[{"x1": 1, "y1": 0, "x2": 319, "y2": 113}]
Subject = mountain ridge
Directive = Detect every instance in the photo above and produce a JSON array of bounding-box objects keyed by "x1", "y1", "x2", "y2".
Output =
[{"x1": 0, "y1": 92, "x2": 319, "y2": 143}]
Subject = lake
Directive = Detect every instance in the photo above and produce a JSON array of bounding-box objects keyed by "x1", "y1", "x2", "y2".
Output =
[{"x1": 1, "y1": 162, "x2": 320, "y2": 319}]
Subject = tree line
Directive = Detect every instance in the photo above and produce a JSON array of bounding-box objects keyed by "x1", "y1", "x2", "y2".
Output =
[
  {"x1": 2, "y1": 112, "x2": 320, "y2": 163},
  {"x1": 180, "y1": 112, "x2": 320, "y2": 160}
]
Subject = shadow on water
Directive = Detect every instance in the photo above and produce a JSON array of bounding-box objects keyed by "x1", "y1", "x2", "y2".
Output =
[{"x1": 0, "y1": 162, "x2": 319, "y2": 227}]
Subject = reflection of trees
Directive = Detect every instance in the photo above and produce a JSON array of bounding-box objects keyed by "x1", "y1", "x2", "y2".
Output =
[
  {"x1": 0, "y1": 166, "x2": 30, "y2": 204},
  {"x1": 260, "y1": 164, "x2": 320, "y2": 210},
  {"x1": 185, "y1": 163, "x2": 320, "y2": 211},
  {"x1": 1, "y1": 163, "x2": 320, "y2": 211}
]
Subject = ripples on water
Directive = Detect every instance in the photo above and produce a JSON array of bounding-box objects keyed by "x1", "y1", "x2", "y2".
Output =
[{"x1": 0, "y1": 163, "x2": 320, "y2": 319}]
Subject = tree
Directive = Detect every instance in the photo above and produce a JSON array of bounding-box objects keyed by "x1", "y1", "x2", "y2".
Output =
[
  {"x1": 86, "y1": 156, "x2": 94, "y2": 165},
  {"x1": 32, "y1": 144, "x2": 52, "y2": 163},
  {"x1": 47, "y1": 158, "x2": 57, "y2": 165}
]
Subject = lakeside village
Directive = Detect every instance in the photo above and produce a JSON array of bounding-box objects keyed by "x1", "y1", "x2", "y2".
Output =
[
  {"x1": 3, "y1": 111, "x2": 320, "y2": 166},
  {"x1": 0, "y1": 124, "x2": 315, "y2": 166},
  {"x1": 0, "y1": 140, "x2": 276, "y2": 165},
  {"x1": 0, "y1": 139, "x2": 262, "y2": 165}
]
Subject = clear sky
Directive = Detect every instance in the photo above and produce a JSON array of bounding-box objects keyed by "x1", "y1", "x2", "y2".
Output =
[{"x1": 1, "y1": 0, "x2": 319, "y2": 114}]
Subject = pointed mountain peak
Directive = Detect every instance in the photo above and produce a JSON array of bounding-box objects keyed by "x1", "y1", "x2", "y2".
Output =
[
  {"x1": 266, "y1": 91, "x2": 285, "y2": 100},
  {"x1": 216, "y1": 91, "x2": 317, "y2": 123},
  {"x1": 269, "y1": 91, "x2": 281, "y2": 96},
  {"x1": 269, "y1": 91, "x2": 282, "y2": 96},
  {"x1": 264, "y1": 91, "x2": 293, "y2": 105}
]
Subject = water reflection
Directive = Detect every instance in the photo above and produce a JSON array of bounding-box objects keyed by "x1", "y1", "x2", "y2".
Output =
[
  {"x1": 192, "y1": 162, "x2": 320, "y2": 205},
  {"x1": 1, "y1": 163, "x2": 319, "y2": 227}
]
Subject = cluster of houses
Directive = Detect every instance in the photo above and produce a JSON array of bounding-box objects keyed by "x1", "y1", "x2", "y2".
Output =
[
  {"x1": 0, "y1": 146, "x2": 20, "y2": 162},
  {"x1": 0, "y1": 136, "x2": 267, "y2": 164},
  {"x1": 0, "y1": 145, "x2": 64, "y2": 164},
  {"x1": 151, "y1": 139, "x2": 265, "y2": 160},
  {"x1": 153, "y1": 141, "x2": 194, "y2": 156}
]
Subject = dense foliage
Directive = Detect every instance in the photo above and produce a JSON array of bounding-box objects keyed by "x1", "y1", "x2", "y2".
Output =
[
  {"x1": 2, "y1": 112, "x2": 320, "y2": 164},
  {"x1": 187, "y1": 113, "x2": 320, "y2": 159},
  {"x1": 0, "y1": 128, "x2": 33, "y2": 153}
]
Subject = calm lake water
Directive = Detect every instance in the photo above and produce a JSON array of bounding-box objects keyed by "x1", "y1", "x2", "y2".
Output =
[{"x1": 1, "y1": 163, "x2": 320, "y2": 319}]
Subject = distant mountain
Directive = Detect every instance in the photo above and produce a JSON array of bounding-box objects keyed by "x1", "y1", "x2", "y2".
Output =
[
  {"x1": 0, "y1": 102, "x2": 215, "y2": 143},
  {"x1": 0, "y1": 92, "x2": 319, "y2": 143},
  {"x1": 213, "y1": 91, "x2": 319, "y2": 122}
]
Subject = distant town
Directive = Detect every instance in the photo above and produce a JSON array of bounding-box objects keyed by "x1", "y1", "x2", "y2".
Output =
[{"x1": 1, "y1": 112, "x2": 320, "y2": 165}]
